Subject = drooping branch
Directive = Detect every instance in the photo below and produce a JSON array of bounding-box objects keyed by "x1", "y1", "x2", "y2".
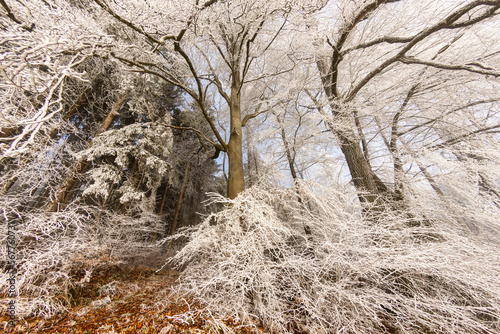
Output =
[{"x1": 398, "y1": 99, "x2": 500, "y2": 137}]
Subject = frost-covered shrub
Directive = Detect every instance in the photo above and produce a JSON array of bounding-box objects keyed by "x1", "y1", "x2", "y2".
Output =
[
  {"x1": 0, "y1": 203, "x2": 164, "y2": 318},
  {"x1": 170, "y1": 181, "x2": 500, "y2": 333}
]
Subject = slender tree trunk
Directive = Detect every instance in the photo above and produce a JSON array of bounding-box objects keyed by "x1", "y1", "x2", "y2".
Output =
[
  {"x1": 227, "y1": 73, "x2": 245, "y2": 199},
  {"x1": 278, "y1": 120, "x2": 299, "y2": 181},
  {"x1": 158, "y1": 183, "x2": 170, "y2": 215},
  {"x1": 192, "y1": 179, "x2": 203, "y2": 226},
  {"x1": 453, "y1": 150, "x2": 500, "y2": 207},
  {"x1": 275, "y1": 114, "x2": 312, "y2": 235},
  {"x1": 478, "y1": 174, "x2": 500, "y2": 204},
  {"x1": 397, "y1": 136, "x2": 445, "y2": 199},
  {"x1": 179, "y1": 195, "x2": 191, "y2": 228},
  {"x1": 170, "y1": 158, "x2": 191, "y2": 238},
  {"x1": 186, "y1": 195, "x2": 195, "y2": 226},
  {"x1": 46, "y1": 94, "x2": 127, "y2": 212}
]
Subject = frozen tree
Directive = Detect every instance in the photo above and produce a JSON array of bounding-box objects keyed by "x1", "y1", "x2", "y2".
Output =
[
  {"x1": 307, "y1": 0, "x2": 500, "y2": 212},
  {"x1": 1, "y1": 0, "x2": 500, "y2": 332},
  {"x1": 82, "y1": 0, "x2": 328, "y2": 198}
]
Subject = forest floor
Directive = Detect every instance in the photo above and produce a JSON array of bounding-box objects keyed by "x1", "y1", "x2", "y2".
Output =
[{"x1": 1, "y1": 259, "x2": 266, "y2": 334}]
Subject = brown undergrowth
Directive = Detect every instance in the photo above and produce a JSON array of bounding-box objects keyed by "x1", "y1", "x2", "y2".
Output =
[{"x1": 1, "y1": 263, "x2": 266, "y2": 334}]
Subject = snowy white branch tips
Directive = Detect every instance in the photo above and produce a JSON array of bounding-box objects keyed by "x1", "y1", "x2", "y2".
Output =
[{"x1": 0, "y1": 1, "x2": 500, "y2": 332}]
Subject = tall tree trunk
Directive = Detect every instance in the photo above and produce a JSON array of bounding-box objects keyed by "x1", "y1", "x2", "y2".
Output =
[
  {"x1": 275, "y1": 114, "x2": 312, "y2": 236},
  {"x1": 45, "y1": 94, "x2": 127, "y2": 212},
  {"x1": 158, "y1": 183, "x2": 170, "y2": 215},
  {"x1": 316, "y1": 57, "x2": 385, "y2": 207},
  {"x1": 227, "y1": 73, "x2": 245, "y2": 199},
  {"x1": 170, "y1": 158, "x2": 191, "y2": 238},
  {"x1": 337, "y1": 131, "x2": 382, "y2": 205},
  {"x1": 192, "y1": 178, "x2": 203, "y2": 226}
]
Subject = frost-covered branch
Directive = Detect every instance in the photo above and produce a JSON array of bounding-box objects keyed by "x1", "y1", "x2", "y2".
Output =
[{"x1": 400, "y1": 56, "x2": 500, "y2": 77}]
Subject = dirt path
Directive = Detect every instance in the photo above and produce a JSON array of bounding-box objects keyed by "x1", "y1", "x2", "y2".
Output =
[{"x1": 1, "y1": 265, "x2": 262, "y2": 334}]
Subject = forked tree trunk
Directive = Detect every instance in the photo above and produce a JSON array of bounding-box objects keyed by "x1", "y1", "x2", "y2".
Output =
[{"x1": 46, "y1": 94, "x2": 127, "y2": 212}]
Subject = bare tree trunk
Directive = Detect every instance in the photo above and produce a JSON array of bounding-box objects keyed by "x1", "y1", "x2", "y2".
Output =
[
  {"x1": 453, "y1": 150, "x2": 500, "y2": 207},
  {"x1": 46, "y1": 94, "x2": 127, "y2": 212},
  {"x1": 316, "y1": 56, "x2": 384, "y2": 208},
  {"x1": 192, "y1": 179, "x2": 203, "y2": 226},
  {"x1": 227, "y1": 74, "x2": 245, "y2": 199},
  {"x1": 278, "y1": 119, "x2": 299, "y2": 181},
  {"x1": 170, "y1": 158, "x2": 191, "y2": 239},
  {"x1": 397, "y1": 136, "x2": 445, "y2": 199},
  {"x1": 337, "y1": 131, "x2": 382, "y2": 205},
  {"x1": 158, "y1": 183, "x2": 170, "y2": 215},
  {"x1": 180, "y1": 195, "x2": 192, "y2": 228},
  {"x1": 274, "y1": 114, "x2": 313, "y2": 235}
]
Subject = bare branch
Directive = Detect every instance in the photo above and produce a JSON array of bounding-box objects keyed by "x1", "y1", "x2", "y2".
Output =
[
  {"x1": 400, "y1": 56, "x2": 500, "y2": 77},
  {"x1": 427, "y1": 124, "x2": 500, "y2": 150},
  {"x1": 344, "y1": 1, "x2": 500, "y2": 102},
  {"x1": 0, "y1": 0, "x2": 34, "y2": 31}
]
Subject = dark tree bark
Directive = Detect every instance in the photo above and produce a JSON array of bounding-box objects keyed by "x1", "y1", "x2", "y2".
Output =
[{"x1": 170, "y1": 158, "x2": 191, "y2": 238}]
